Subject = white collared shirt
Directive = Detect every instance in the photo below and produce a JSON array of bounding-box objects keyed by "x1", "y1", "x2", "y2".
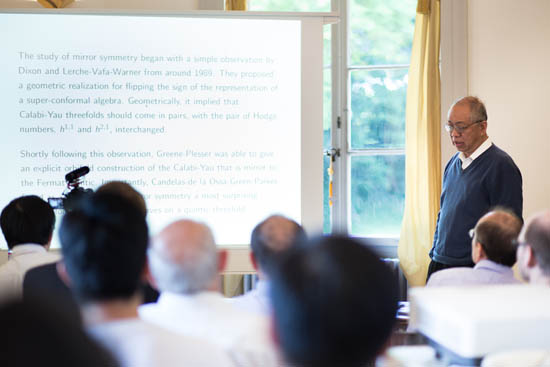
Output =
[
  {"x1": 0, "y1": 243, "x2": 60, "y2": 300},
  {"x1": 88, "y1": 318, "x2": 235, "y2": 367},
  {"x1": 139, "y1": 291, "x2": 283, "y2": 367},
  {"x1": 228, "y1": 279, "x2": 271, "y2": 316},
  {"x1": 458, "y1": 138, "x2": 492, "y2": 170}
]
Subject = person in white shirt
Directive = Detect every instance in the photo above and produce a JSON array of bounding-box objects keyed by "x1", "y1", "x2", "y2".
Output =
[
  {"x1": 0, "y1": 195, "x2": 60, "y2": 300},
  {"x1": 516, "y1": 210, "x2": 550, "y2": 285},
  {"x1": 230, "y1": 215, "x2": 306, "y2": 315},
  {"x1": 57, "y1": 192, "x2": 234, "y2": 367},
  {"x1": 140, "y1": 219, "x2": 281, "y2": 367},
  {"x1": 427, "y1": 208, "x2": 522, "y2": 286}
]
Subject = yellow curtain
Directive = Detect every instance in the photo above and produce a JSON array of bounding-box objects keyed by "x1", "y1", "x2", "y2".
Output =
[
  {"x1": 221, "y1": 274, "x2": 244, "y2": 297},
  {"x1": 37, "y1": 0, "x2": 74, "y2": 8},
  {"x1": 398, "y1": 0, "x2": 441, "y2": 287},
  {"x1": 225, "y1": 0, "x2": 247, "y2": 11}
]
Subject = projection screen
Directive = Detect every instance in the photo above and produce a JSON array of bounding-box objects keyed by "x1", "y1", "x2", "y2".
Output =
[{"x1": 0, "y1": 10, "x2": 330, "y2": 259}]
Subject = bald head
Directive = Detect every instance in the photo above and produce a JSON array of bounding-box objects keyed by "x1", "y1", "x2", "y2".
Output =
[
  {"x1": 520, "y1": 211, "x2": 550, "y2": 275},
  {"x1": 148, "y1": 220, "x2": 218, "y2": 294},
  {"x1": 251, "y1": 215, "x2": 306, "y2": 275},
  {"x1": 473, "y1": 209, "x2": 522, "y2": 266}
]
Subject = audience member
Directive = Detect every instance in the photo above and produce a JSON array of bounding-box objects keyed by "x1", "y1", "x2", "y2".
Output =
[
  {"x1": 427, "y1": 209, "x2": 522, "y2": 286},
  {"x1": 57, "y1": 192, "x2": 234, "y2": 367},
  {"x1": 516, "y1": 210, "x2": 550, "y2": 285},
  {"x1": 269, "y1": 235, "x2": 399, "y2": 367},
  {"x1": 96, "y1": 180, "x2": 148, "y2": 216},
  {"x1": 0, "y1": 195, "x2": 59, "y2": 300},
  {"x1": 230, "y1": 214, "x2": 305, "y2": 315},
  {"x1": 0, "y1": 294, "x2": 118, "y2": 367},
  {"x1": 140, "y1": 219, "x2": 280, "y2": 366},
  {"x1": 23, "y1": 180, "x2": 157, "y2": 317}
]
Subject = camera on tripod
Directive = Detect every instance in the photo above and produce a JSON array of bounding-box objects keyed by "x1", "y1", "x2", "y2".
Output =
[{"x1": 48, "y1": 166, "x2": 93, "y2": 211}]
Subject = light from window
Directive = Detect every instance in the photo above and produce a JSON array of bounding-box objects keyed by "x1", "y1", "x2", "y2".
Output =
[{"x1": 348, "y1": 0, "x2": 416, "y2": 238}]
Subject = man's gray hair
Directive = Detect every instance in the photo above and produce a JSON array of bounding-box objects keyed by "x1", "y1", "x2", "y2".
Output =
[
  {"x1": 449, "y1": 96, "x2": 488, "y2": 123},
  {"x1": 148, "y1": 222, "x2": 218, "y2": 294}
]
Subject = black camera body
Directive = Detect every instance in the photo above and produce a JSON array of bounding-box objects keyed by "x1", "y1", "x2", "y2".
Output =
[{"x1": 48, "y1": 166, "x2": 93, "y2": 211}]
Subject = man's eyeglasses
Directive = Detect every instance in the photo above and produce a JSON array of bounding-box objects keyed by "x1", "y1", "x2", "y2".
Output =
[{"x1": 445, "y1": 120, "x2": 484, "y2": 134}]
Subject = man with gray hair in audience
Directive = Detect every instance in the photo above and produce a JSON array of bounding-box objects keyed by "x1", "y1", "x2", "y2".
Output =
[
  {"x1": 230, "y1": 214, "x2": 305, "y2": 315},
  {"x1": 427, "y1": 208, "x2": 522, "y2": 286},
  {"x1": 516, "y1": 210, "x2": 550, "y2": 285},
  {"x1": 140, "y1": 219, "x2": 281, "y2": 366}
]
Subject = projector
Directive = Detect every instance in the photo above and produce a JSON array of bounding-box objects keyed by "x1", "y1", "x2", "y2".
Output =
[{"x1": 409, "y1": 285, "x2": 550, "y2": 365}]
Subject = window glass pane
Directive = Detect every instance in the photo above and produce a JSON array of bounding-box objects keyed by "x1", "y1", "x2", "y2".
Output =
[
  {"x1": 349, "y1": 0, "x2": 416, "y2": 66},
  {"x1": 323, "y1": 24, "x2": 332, "y2": 67},
  {"x1": 323, "y1": 25, "x2": 332, "y2": 150},
  {"x1": 249, "y1": 0, "x2": 330, "y2": 12},
  {"x1": 350, "y1": 155, "x2": 405, "y2": 237},
  {"x1": 323, "y1": 25, "x2": 332, "y2": 234},
  {"x1": 323, "y1": 154, "x2": 331, "y2": 234},
  {"x1": 350, "y1": 68, "x2": 407, "y2": 149},
  {"x1": 323, "y1": 70, "x2": 332, "y2": 149}
]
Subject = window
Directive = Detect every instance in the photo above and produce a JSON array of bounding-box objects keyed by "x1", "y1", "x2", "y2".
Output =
[
  {"x1": 249, "y1": 1, "x2": 330, "y2": 12},
  {"x1": 340, "y1": 0, "x2": 416, "y2": 240},
  {"x1": 250, "y1": 0, "x2": 416, "y2": 241}
]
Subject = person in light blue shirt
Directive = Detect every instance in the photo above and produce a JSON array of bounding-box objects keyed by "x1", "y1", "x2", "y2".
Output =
[
  {"x1": 427, "y1": 208, "x2": 522, "y2": 287},
  {"x1": 230, "y1": 214, "x2": 306, "y2": 316}
]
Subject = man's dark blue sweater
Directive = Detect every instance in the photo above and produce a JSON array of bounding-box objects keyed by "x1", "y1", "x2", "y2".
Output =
[{"x1": 430, "y1": 144, "x2": 523, "y2": 265}]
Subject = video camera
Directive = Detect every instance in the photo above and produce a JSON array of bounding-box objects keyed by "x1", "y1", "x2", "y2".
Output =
[{"x1": 48, "y1": 166, "x2": 93, "y2": 211}]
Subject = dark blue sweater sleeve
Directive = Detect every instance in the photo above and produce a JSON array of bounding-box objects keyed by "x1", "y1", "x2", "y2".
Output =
[{"x1": 485, "y1": 154, "x2": 523, "y2": 221}]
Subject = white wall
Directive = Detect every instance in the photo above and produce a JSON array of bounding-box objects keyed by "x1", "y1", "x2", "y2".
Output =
[
  {"x1": 467, "y1": 0, "x2": 550, "y2": 218},
  {"x1": 440, "y1": 0, "x2": 468, "y2": 165},
  {"x1": 442, "y1": 0, "x2": 550, "y2": 219}
]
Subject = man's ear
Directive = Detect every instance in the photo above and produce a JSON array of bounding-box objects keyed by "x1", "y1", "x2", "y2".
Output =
[
  {"x1": 472, "y1": 241, "x2": 486, "y2": 263},
  {"x1": 479, "y1": 120, "x2": 488, "y2": 134},
  {"x1": 56, "y1": 260, "x2": 71, "y2": 288},
  {"x1": 218, "y1": 249, "x2": 228, "y2": 273},
  {"x1": 250, "y1": 252, "x2": 258, "y2": 271},
  {"x1": 526, "y1": 245, "x2": 538, "y2": 268}
]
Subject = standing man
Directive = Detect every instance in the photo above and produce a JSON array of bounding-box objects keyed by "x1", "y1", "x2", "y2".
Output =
[{"x1": 427, "y1": 96, "x2": 522, "y2": 280}]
